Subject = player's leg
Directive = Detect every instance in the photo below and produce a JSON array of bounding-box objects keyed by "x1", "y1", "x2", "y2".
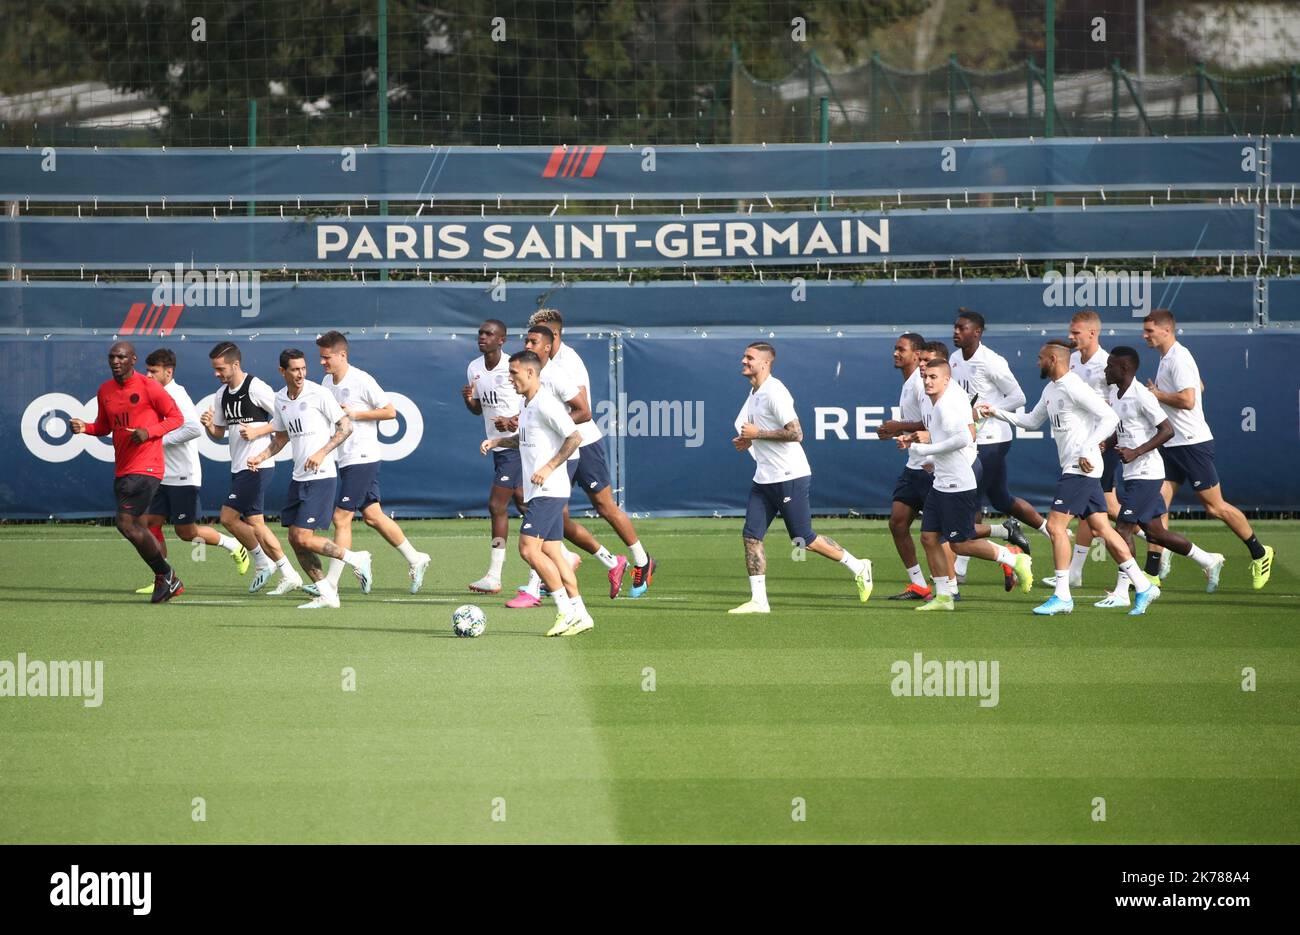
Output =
[
  {"x1": 347, "y1": 463, "x2": 429, "y2": 590},
  {"x1": 730, "y1": 483, "x2": 775, "y2": 614},
  {"x1": 574, "y1": 443, "x2": 651, "y2": 598},
  {"x1": 173, "y1": 481, "x2": 247, "y2": 576},
  {"x1": 1084, "y1": 509, "x2": 1158, "y2": 615},
  {"x1": 1096, "y1": 518, "x2": 1141, "y2": 608},
  {"x1": 784, "y1": 478, "x2": 873, "y2": 602},
  {"x1": 470, "y1": 462, "x2": 517, "y2": 592},
  {"x1": 1143, "y1": 514, "x2": 1226, "y2": 592},
  {"x1": 1194, "y1": 484, "x2": 1272, "y2": 588},
  {"x1": 519, "y1": 533, "x2": 565, "y2": 635},
  {"x1": 114, "y1": 476, "x2": 182, "y2": 602},
  {"x1": 887, "y1": 468, "x2": 933, "y2": 600}
]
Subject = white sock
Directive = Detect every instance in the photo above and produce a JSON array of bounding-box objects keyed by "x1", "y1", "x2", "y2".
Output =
[
  {"x1": 488, "y1": 546, "x2": 506, "y2": 579},
  {"x1": 1187, "y1": 544, "x2": 1216, "y2": 569},
  {"x1": 1120, "y1": 558, "x2": 1151, "y2": 593},
  {"x1": 749, "y1": 574, "x2": 768, "y2": 605},
  {"x1": 1136, "y1": 528, "x2": 1147, "y2": 540},
  {"x1": 1069, "y1": 544, "x2": 1090, "y2": 577},
  {"x1": 396, "y1": 538, "x2": 420, "y2": 563},
  {"x1": 838, "y1": 550, "x2": 866, "y2": 576},
  {"x1": 341, "y1": 548, "x2": 365, "y2": 568},
  {"x1": 1114, "y1": 570, "x2": 1129, "y2": 594},
  {"x1": 592, "y1": 546, "x2": 619, "y2": 570},
  {"x1": 250, "y1": 544, "x2": 272, "y2": 568},
  {"x1": 553, "y1": 590, "x2": 574, "y2": 618},
  {"x1": 217, "y1": 534, "x2": 240, "y2": 553},
  {"x1": 988, "y1": 523, "x2": 1009, "y2": 539},
  {"x1": 315, "y1": 577, "x2": 337, "y2": 601},
  {"x1": 954, "y1": 554, "x2": 971, "y2": 576},
  {"x1": 276, "y1": 556, "x2": 303, "y2": 583},
  {"x1": 571, "y1": 594, "x2": 588, "y2": 618},
  {"x1": 907, "y1": 564, "x2": 928, "y2": 589},
  {"x1": 1037, "y1": 521, "x2": 1051, "y2": 538},
  {"x1": 992, "y1": 545, "x2": 1016, "y2": 566},
  {"x1": 629, "y1": 541, "x2": 649, "y2": 566},
  {"x1": 524, "y1": 569, "x2": 542, "y2": 597},
  {"x1": 1054, "y1": 571, "x2": 1071, "y2": 601},
  {"x1": 933, "y1": 575, "x2": 951, "y2": 597},
  {"x1": 326, "y1": 557, "x2": 345, "y2": 587}
]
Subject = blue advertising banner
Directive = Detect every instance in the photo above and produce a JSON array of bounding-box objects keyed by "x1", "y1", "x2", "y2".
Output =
[
  {"x1": 1270, "y1": 139, "x2": 1300, "y2": 186},
  {"x1": 1, "y1": 205, "x2": 1256, "y2": 269},
  {"x1": 617, "y1": 330, "x2": 1300, "y2": 516},
  {"x1": 1268, "y1": 207, "x2": 1300, "y2": 253},
  {"x1": 5, "y1": 335, "x2": 608, "y2": 520},
  {"x1": 3, "y1": 329, "x2": 1296, "y2": 519},
  {"x1": 0, "y1": 138, "x2": 1259, "y2": 202},
  {"x1": 0, "y1": 276, "x2": 1258, "y2": 334}
]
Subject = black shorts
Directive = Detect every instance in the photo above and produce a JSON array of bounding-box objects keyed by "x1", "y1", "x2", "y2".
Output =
[
  {"x1": 1051, "y1": 474, "x2": 1109, "y2": 519},
  {"x1": 1100, "y1": 447, "x2": 1121, "y2": 493},
  {"x1": 1162, "y1": 440, "x2": 1220, "y2": 491},
  {"x1": 892, "y1": 467, "x2": 935, "y2": 510},
  {"x1": 742, "y1": 476, "x2": 816, "y2": 546},
  {"x1": 520, "y1": 496, "x2": 566, "y2": 541},
  {"x1": 1117, "y1": 478, "x2": 1168, "y2": 526},
  {"x1": 114, "y1": 474, "x2": 161, "y2": 517},
  {"x1": 566, "y1": 443, "x2": 612, "y2": 496},
  {"x1": 491, "y1": 448, "x2": 523, "y2": 490},
  {"x1": 281, "y1": 478, "x2": 337, "y2": 531},
  {"x1": 335, "y1": 462, "x2": 382, "y2": 512},
  {"x1": 920, "y1": 486, "x2": 979, "y2": 543},
  {"x1": 146, "y1": 484, "x2": 202, "y2": 525}
]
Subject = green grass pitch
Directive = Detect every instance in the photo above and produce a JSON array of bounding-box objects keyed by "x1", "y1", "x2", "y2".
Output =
[{"x1": 1, "y1": 518, "x2": 1297, "y2": 843}]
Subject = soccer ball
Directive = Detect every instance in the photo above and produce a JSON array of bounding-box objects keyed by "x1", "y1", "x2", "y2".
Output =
[{"x1": 452, "y1": 604, "x2": 487, "y2": 638}]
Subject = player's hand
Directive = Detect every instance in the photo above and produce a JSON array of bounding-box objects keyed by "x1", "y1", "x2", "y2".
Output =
[
  {"x1": 69, "y1": 418, "x2": 86, "y2": 434},
  {"x1": 1115, "y1": 446, "x2": 1137, "y2": 464},
  {"x1": 479, "y1": 439, "x2": 496, "y2": 456},
  {"x1": 462, "y1": 384, "x2": 475, "y2": 404},
  {"x1": 922, "y1": 462, "x2": 935, "y2": 474},
  {"x1": 914, "y1": 430, "x2": 931, "y2": 444},
  {"x1": 246, "y1": 454, "x2": 263, "y2": 472},
  {"x1": 739, "y1": 422, "x2": 761, "y2": 439},
  {"x1": 200, "y1": 408, "x2": 214, "y2": 429},
  {"x1": 304, "y1": 450, "x2": 325, "y2": 472},
  {"x1": 895, "y1": 433, "x2": 914, "y2": 450},
  {"x1": 1078, "y1": 456, "x2": 1095, "y2": 474},
  {"x1": 238, "y1": 423, "x2": 257, "y2": 440},
  {"x1": 531, "y1": 466, "x2": 552, "y2": 485},
  {"x1": 876, "y1": 420, "x2": 902, "y2": 439},
  {"x1": 974, "y1": 403, "x2": 996, "y2": 419},
  {"x1": 1145, "y1": 378, "x2": 1160, "y2": 397},
  {"x1": 129, "y1": 427, "x2": 150, "y2": 444},
  {"x1": 732, "y1": 435, "x2": 751, "y2": 452}
]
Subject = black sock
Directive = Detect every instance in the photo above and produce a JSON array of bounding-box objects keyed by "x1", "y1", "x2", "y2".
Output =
[
  {"x1": 1244, "y1": 535, "x2": 1266, "y2": 561},
  {"x1": 147, "y1": 555, "x2": 172, "y2": 577},
  {"x1": 1144, "y1": 551, "x2": 1162, "y2": 576}
]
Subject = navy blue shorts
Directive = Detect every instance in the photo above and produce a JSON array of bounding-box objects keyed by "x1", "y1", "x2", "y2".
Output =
[
  {"x1": 281, "y1": 478, "x2": 337, "y2": 531},
  {"x1": 1117, "y1": 477, "x2": 1168, "y2": 526},
  {"x1": 1050, "y1": 473, "x2": 1109, "y2": 518},
  {"x1": 227, "y1": 468, "x2": 274, "y2": 518},
  {"x1": 742, "y1": 476, "x2": 816, "y2": 545},
  {"x1": 975, "y1": 441, "x2": 1017, "y2": 514},
  {"x1": 335, "y1": 461, "x2": 381, "y2": 512},
  {"x1": 1100, "y1": 446, "x2": 1121, "y2": 493},
  {"x1": 892, "y1": 467, "x2": 934, "y2": 510},
  {"x1": 920, "y1": 487, "x2": 979, "y2": 543},
  {"x1": 566, "y1": 442, "x2": 612, "y2": 496},
  {"x1": 146, "y1": 484, "x2": 202, "y2": 525},
  {"x1": 1162, "y1": 440, "x2": 1220, "y2": 491},
  {"x1": 520, "y1": 495, "x2": 566, "y2": 541},
  {"x1": 491, "y1": 448, "x2": 523, "y2": 490}
]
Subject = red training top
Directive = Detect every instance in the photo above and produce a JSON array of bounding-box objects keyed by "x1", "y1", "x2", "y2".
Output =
[{"x1": 82, "y1": 371, "x2": 184, "y2": 478}]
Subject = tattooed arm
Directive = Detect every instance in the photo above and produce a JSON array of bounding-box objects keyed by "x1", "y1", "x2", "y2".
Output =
[
  {"x1": 740, "y1": 419, "x2": 803, "y2": 443},
  {"x1": 305, "y1": 415, "x2": 352, "y2": 473}
]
